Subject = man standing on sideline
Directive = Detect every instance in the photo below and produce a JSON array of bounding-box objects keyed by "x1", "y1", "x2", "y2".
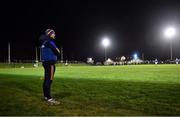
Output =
[{"x1": 40, "y1": 29, "x2": 60, "y2": 105}]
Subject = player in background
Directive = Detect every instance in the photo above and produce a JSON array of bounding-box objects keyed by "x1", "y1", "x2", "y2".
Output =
[{"x1": 39, "y1": 29, "x2": 60, "y2": 105}]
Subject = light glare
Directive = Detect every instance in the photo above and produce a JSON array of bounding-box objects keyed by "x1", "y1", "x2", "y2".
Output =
[
  {"x1": 164, "y1": 27, "x2": 176, "y2": 39},
  {"x1": 133, "y1": 53, "x2": 138, "y2": 60},
  {"x1": 102, "y1": 38, "x2": 110, "y2": 47}
]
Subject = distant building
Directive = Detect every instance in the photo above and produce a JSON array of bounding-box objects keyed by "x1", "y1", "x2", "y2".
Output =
[
  {"x1": 104, "y1": 58, "x2": 114, "y2": 65},
  {"x1": 87, "y1": 58, "x2": 94, "y2": 64},
  {"x1": 128, "y1": 59, "x2": 143, "y2": 64}
]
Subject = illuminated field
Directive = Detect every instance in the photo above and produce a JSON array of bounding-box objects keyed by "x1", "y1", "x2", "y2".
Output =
[{"x1": 0, "y1": 65, "x2": 180, "y2": 115}]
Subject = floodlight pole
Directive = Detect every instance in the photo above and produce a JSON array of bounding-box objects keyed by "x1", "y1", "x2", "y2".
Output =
[
  {"x1": 102, "y1": 38, "x2": 110, "y2": 61},
  {"x1": 8, "y1": 42, "x2": 11, "y2": 64},
  {"x1": 61, "y1": 47, "x2": 63, "y2": 63},
  {"x1": 104, "y1": 46, "x2": 107, "y2": 61},
  {"x1": 39, "y1": 47, "x2": 41, "y2": 61},
  {"x1": 35, "y1": 47, "x2": 38, "y2": 61},
  {"x1": 170, "y1": 39, "x2": 173, "y2": 60},
  {"x1": 164, "y1": 27, "x2": 176, "y2": 60}
]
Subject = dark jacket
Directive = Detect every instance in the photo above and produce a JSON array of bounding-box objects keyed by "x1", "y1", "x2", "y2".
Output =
[{"x1": 40, "y1": 35, "x2": 60, "y2": 63}]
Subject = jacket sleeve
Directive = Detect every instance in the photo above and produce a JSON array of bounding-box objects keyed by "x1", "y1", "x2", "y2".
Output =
[{"x1": 45, "y1": 40, "x2": 60, "y2": 56}]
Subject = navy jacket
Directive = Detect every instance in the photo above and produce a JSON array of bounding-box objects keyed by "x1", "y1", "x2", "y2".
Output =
[{"x1": 40, "y1": 35, "x2": 60, "y2": 63}]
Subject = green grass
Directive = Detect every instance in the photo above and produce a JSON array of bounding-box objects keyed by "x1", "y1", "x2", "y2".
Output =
[{"x1": 0, "y1": 65, "x2": 180, "y2": 115}]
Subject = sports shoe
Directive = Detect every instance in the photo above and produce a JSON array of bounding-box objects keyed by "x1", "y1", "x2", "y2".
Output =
[{"x1": 47, "y1": 98, "x2": 60, "y2": 105}]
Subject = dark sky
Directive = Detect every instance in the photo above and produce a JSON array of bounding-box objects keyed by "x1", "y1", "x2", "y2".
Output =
[{"x1": 1, "y1": 0, "x2": 180, "y2": 62}]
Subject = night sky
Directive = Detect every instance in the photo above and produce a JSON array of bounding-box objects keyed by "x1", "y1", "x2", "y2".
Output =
[{"x1": 1, "y1": 0, "x2": 180, "y2": 62}]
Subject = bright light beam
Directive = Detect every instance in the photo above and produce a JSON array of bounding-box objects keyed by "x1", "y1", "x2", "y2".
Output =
[
  {"x1": 133, "y1": 53, "x2": 138, "y2": 60},
  {"x1": 102, "y1": 38, "x2": 110, "y2": 47},
  {"x1": 164, "y1": 27, "x2": 176, "y2": 39}
]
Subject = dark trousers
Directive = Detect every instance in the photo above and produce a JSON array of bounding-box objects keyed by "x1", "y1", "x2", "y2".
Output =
[{"x1": 42, "y1": 62, "x2": 56, "y2": 99}]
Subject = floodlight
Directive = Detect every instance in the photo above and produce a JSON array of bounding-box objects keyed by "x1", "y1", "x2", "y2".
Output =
[
  {"x1": 102, "y1": 38, "x2": 110, "y2": 47},
  {"x1": 163, "y1": 26, "x2": 177, "y2": 60},
  {"x1": 164, "y1": 27, "x2": 176, "y2": 39},
  {"x1": 133, "y1": 53, "x2": 138, "y2": 60},
  {"x1": 101, "y1": 37, "x2": 111, "y2": 61}
]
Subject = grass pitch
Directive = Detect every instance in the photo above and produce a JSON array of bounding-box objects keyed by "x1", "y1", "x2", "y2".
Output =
[{"x1": 0, "y1": 65, "x2": 180, "y2": 115}]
